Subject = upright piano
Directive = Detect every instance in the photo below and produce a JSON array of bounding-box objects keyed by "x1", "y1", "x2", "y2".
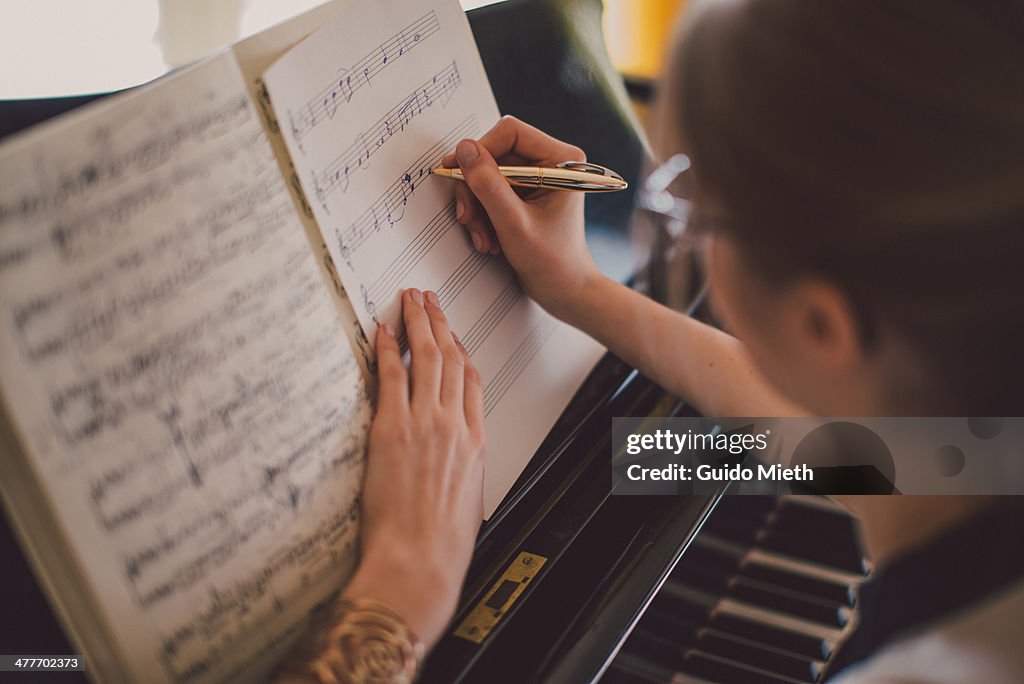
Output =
[{"x1": 0, "y1": 2, "x2": 868, "y2": 683}]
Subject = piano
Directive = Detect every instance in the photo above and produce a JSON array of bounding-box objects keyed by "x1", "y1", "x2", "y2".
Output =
[
  {"x1": 419, "y1": 353, "x2": 869, "y2": 683},
  {"x1": 0, "y1": 2, "x2": 870, "y2": 683}
]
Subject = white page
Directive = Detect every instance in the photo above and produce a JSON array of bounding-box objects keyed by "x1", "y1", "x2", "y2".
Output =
[
  {"x1": 264, "y1": 0, "x2": 605, "y2": 516},
  {"x1": 0, "y1": 53, "x2": 371, "y2": 683}
]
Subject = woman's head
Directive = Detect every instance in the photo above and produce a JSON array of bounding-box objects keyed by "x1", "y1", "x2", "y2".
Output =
[{"x1": 659, "y1": 0, "x2": 1024, "y2": 414}]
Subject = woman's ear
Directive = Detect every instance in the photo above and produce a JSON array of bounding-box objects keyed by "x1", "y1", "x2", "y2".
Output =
[{"x1": 789, "y1": 280, "x2": 864, "y2": 370}]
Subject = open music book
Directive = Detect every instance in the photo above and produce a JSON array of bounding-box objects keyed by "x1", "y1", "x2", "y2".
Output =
[{"x1": 0, "y1": 0, "x2": 604, "y2": 681}]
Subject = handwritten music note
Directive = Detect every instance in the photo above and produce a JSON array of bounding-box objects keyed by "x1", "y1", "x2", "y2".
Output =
[
  {"x1": 289, "y1": 11, "x2": 441, "y2": 142},
  {"x1": 313, "y1": 62, "x2": 461, "y2": 203},
  {"x1": 334, "y1": 116, "x2": 476, "y2": 262}
]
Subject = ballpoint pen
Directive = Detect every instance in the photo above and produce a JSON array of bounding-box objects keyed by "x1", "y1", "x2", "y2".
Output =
[{"x1": 432, "y1": 161, "x2": 628, "y2": 192}]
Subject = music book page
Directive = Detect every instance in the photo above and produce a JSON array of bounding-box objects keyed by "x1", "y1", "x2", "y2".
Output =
[
  {"x1": 0, "y1": 52, "x2": 371, "y2": 683},
  {"x1": 263, "y1": 0, "x2": 606, "y2": 516}
]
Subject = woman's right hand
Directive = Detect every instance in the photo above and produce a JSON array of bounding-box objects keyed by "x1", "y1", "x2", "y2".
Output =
[{"x1": 442, "y1": 116, "x2": 605, "y2": 322}]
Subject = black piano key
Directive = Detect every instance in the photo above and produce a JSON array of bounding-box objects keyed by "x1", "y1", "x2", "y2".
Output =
[
  {"x1": 774, "y1": 499, "x2": 860, "y2": 540},
  {"x1": 756, "y1": 528, "x2": 868, "y2": 575},
  {"x1": 739, "y1": 562, "x2": 856, "y2": 607},
  {"x1": 708, "y1": 614, "x2": 833, "y2": 661},
  {"x1": 678, "y1": 650, "x2": 799, "y2": 684},
  {"x1": 694, "y1": 631, "x2": 822, "y2": 683},
  {"x1": 726, "y1": 580, "x2": 849, "y2": 629}
]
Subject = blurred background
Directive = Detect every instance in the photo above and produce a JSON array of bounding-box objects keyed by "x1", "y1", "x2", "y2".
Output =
[{"x1": 0, "y1": 0, "x2": 685, "y2": 99}]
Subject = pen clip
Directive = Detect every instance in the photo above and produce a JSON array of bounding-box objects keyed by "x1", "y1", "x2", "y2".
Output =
[{"x1": 555, "y1": 161, "x2": 625, "y2": 182}]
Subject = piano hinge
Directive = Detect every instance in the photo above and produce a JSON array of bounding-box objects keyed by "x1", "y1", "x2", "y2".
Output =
[{"x1": 454, "y1": 551, "x2": 547, "y2": 644}]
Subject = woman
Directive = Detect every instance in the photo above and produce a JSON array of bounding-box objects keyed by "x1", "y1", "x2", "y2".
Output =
[{"x1": 280, "y1": 0, "x2": 1024, "y2": 681}]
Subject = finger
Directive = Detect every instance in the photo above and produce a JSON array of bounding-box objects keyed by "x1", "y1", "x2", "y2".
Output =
[
  {"x1": 477, "y1": 115, "x2": 586, "y2": 165},
  {"x1": 455, "y1": 140, "x2": 527, "y2": 237},
  {"x1": 455, "y1": 183, "x2": 502, "y2": 254},
  {"x1": 455, "y1": 183, "x2": 488, "y2": 253},
  {"x1": 445, "y1": 149, "x2": 531, "y2": 167},
  {"x1": 375, "y1": 323, "x2": 409, "y2": 415},
  {"x1": 467, "y1": 216, "x2": 496, "y2": 253},
  {"x1": 455, "y1": 334, "x2": 485, "y2": 435},
  {"x1": 423, "y1": 291, "x2": 464, "y2": 408},
  {"x1": 402, "y1": 288, "x2": 442, "y2": 406}
]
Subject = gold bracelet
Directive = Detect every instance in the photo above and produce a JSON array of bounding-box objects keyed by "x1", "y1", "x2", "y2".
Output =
[{"x1": 278, "y1": 596, "x2": 425, "y2": 684}]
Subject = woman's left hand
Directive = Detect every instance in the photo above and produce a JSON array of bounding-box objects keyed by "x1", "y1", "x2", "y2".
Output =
[{"x1": 340, "y1": 287, "x2": 486, "y2": 649}]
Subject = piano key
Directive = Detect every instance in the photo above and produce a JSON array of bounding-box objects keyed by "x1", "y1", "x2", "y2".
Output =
[
  {"x1": 708, "y1": 614, "x2": 834, "y2": 662},
  {"x1": 726, "y1": 580, "x2": 849, "y2": 629},
  {"x1": 678, "y1": 650, "x2": 805, "y2": 684},
  {"x1": 608, "y1": 495, "x2": 863, "y2": 684},
  {"x1": 739, "y1": 562, "x2": 856, "y2": 607},
  {"x1": 693, "y1": 631, "x2": 823, "y2": 682},
  {"x1": 697, "y1": 533, "x2": 865, "y2": 587},
  {"x1": 624, "y1": 625, "x2": 821, "y2": 684},
  {"x1": 756, "y1": 528, "x2": 869, "y2": 576},
  {"x1": 773, "y1": 499, "x2": 862, "y2": 541},
  {"x1": 661, "y1": 581, "x2": 845, "y2": 642}
]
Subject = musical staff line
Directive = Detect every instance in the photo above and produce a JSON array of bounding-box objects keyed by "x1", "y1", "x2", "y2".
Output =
[
  {"x1": 436, "y1": 249, "x2": 490, "y2": 307},
  {"x1": 361, "y1": 200, "x2": 458, "y2": 317},
  {"x1": 393, "y1": 249, "x2": 490, "y2": 351},
  {"x1": 290, "y1": 11, "x2": 440, "y2": 142},
  {"x1": 313, "y1": 61, "x2": 461, "y2": 204},
  {"x1": 483, "y1": 319, "x2": 558, "y2": 416},
  {"x1": 336, "y1": 115, "x2": 479, "y2": 263},
  {"x1": 461, "y1": 279, "x2": 523, "y2": 356}
]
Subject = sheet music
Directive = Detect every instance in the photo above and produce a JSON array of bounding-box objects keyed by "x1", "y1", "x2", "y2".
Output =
[
  {"x1": 229, "y1": 0, "x2": 377, "y2": 377},
  {"x1": 264, "y1": 0, "x2": 606, "y2": 516},
  {"x1": 0, "y1": 53, "x2": 371, "y2": 684}
]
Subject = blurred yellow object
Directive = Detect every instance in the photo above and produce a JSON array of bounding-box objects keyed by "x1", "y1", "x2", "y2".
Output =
[{"x1": 603, "y1": 0, "x2": 687, "y2": 80}]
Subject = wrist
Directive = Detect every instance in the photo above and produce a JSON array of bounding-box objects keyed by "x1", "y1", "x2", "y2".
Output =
[
  {"x1": 554, "y1": 271, "x2": 619, "y2": 331},
  {"x1": 541, "y1": 267, "x2": 608, "y2": 324},
  {"x1": 342, "y1": 543, "x2": 461, "y2": 649}
]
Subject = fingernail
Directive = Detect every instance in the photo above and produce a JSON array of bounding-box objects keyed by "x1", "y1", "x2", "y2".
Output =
[
  {"x1": 456, "y1": 199, "x2": 465, "y2": 222},
  {"x1": 456, "y1": 140, "x2": 478, "y2": 165},
  {"x1": 471, "y1": 231, "x2": 483, "y2": 251},
  {"x1": 408, "y1": 288, "x2": 423, "y2": 304},
  {"x1": 381, "y1": 323, "x2": 395, "y2": 337},
  {"x1": 425, "y1": 290, "x2": 440, "y2": 308}
]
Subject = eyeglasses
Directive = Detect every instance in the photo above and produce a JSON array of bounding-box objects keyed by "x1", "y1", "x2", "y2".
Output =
[{"x1": 632, "y1": 153, "x2": 708, "y2": 314}]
